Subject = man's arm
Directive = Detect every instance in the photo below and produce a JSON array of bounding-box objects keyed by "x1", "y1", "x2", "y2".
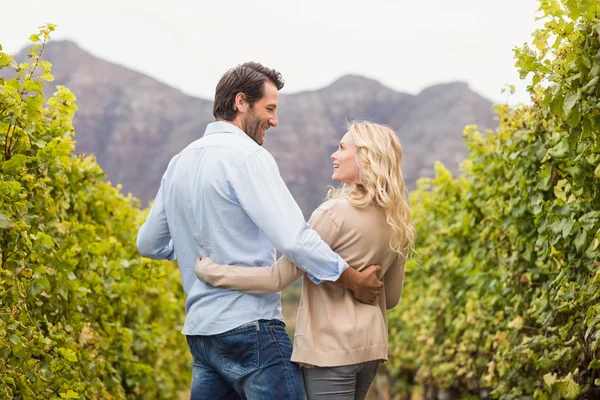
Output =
[
  {"x1": 336, "y1": 264, "x2": 383, "y2": 304},
  {"x1": 195, "y1": 205, "x2": 341, "y2": 292},
  {"x1": 136, "y1": 179, "x2": 176, "y2": 260},
  {"x1": 231, "y1": 150, "x2": 346, "y2": 283},
  {"x1": 195, "y1": 202, "x2": 382, "y2": 303},
  {"x1": 230, "y1": 150, "x2": 382, "y2": 301}
]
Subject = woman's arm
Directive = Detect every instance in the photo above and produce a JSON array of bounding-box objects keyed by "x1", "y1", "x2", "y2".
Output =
[
  {"x1": 383, "y1": 254, "x2": 406, "y2": 309},
  {"x1": 195, "y1": 204, "x2": 343, "y2": 293},
  {"x1": 196, "y1": 256, "x2": 303, "y2": 293}
]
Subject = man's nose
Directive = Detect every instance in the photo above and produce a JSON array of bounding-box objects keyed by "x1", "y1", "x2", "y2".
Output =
[{"x1": 270, "y1": 113, "x2": 278, "y2": 128}]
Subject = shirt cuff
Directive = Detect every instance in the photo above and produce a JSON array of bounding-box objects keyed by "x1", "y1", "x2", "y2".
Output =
[
  {"x1": 166, "y1": 241, "x2": 176, "y2": 261},
  {"x1": 306, "y1": 255, "x2": 349, "y2": 285}
]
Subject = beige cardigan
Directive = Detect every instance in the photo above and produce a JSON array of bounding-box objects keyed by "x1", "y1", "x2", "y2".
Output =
[{"x1": 195, "y1": 198, "x2": 406, "y2": 367}]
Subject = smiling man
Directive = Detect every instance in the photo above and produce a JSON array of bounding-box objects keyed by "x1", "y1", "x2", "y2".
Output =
[{"x1": 136, "y1": 62, "x2": 383, "y2": 399}]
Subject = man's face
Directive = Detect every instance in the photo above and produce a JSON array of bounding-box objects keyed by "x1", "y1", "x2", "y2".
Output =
[{"x1": 241, "y1": 81, "x2": 279, "y2": 146}]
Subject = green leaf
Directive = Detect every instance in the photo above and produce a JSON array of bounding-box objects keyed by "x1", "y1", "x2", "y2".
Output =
[
  {"x1": 544, "y1": 372, "x2": 557, "y2": 387},
  {"x1": 537, "y1": 357, "x2": 553, "y2": 370},
  {"x1": 2, "y1": 154, "x2": 28, "y2": 174},
  {"x1": 550, "y1": 93, "x2": 564, "y2": 116},
  {"x1": 28, "y1": 34, "x2": 40, "y2": 43},
  {"x1": 548, "y1": 140, "x2": 570, "y2": 159},
  {"x1": 24, "y1": 95, "x2": 44, "y2": 121},
  {"x1": 0, "y1": 52, "x2": 14, "y2": 68},
  {"x1": 59, "y1": 348, "x2": 78, "y2": 362},
  {"x1": 550, "y1": 219, "x2": 567, "y2": 234},
  {"x1": 60, "y1": 390, "x2": 80, "y2": 399},
  {"x1": 22, "y1": 79, "x2": 44, "y2": 94},
  {"x1": 574, "y1": 230, "x2": 588, "y2": 251},
  {"x1": 40, "y1": 71, "x2": 54, "y2": 82},
  {"x1": 554, "y1": 179, "x2": 570, "y2": 202},
  {"x1": 0, "y1": 211, "x2": 11, "y2": 229},
  {"x1": 583, "y1": 76, "x2": 599, "y2": 93},
  {"x1": 9, "y1": 334, "x2": 21, "y2": 345},
  {"x1": 563, "y1": 92, "x2": 579, "y2": 115},
  {"x1": 37, "y1": 232, "x2": 54, "y2": 249},
  {"x1": 508, "y1": 316, "x2": 524, "y2": 329},
  {"x1": 562, "y1": 219, "x2": 574, "y2": 238},
  {"x1": 41, "y1": 60, "x2": 52, "y2": 72},
  {"x1": 567, "y1": 106, "x2": 581, "y2": 127},
  {"x1": 589, "y1": 359, "x2": 600, "y2": 369},
  {"x1": 557, "y1": 373, "x2": 581, "y2": 399},
  {"x1": 580, "y1": 0, "x2": 597, "y2": 13}
]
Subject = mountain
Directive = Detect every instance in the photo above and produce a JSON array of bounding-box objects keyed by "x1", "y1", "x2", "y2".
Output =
[{"x1": 12, "y1": 40, "x2": 498, "y2": 216}]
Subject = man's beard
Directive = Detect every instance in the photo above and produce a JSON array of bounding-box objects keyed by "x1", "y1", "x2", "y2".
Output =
[{"x1": 242, "y1": 109, "x2": 265, "y2": 146}]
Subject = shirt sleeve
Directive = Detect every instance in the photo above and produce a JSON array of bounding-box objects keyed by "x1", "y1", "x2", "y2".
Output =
[
  {"x1": 383, "y1": 253, "x2": 406, "y2": 309},
  {"x1": 230, "y1": 150, "x2": 348, "y2": 284},
  {"x1": 195, "y1": 205, "x2": 343, "y2": 292},
  {"x1": 136, "y1": 179, "x2": 176, "y2": 261}
]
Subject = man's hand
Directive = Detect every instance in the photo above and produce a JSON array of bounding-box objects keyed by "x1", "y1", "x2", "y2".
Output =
[
  {"x1": 337, "y1": 264, "x2": 383, "y2": 304},
  {"x1": 353, "y1": 265, "x2": 383, "y2": 304},
  {"x1": 195, "y1": 256, "x2": 211, "y2": 282}
]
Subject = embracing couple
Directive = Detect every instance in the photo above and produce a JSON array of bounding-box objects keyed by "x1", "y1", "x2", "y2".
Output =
[{"x1": 137, "y1": 62, "x2": 415, "y2": 399}]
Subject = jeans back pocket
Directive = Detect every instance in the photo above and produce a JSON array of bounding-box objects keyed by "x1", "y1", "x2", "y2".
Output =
[{"x1": 211, "y1": 324, "x2": 260, "y2": 377}]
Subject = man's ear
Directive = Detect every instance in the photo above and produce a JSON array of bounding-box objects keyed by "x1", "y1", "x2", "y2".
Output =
[{"x1": 234, "y1": 92, "x2": 247, "y2": 113}]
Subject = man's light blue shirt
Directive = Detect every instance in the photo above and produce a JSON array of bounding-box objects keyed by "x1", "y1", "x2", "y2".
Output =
[{"x1": 136, "y1": 121, "x2": 349, "y2": 335}]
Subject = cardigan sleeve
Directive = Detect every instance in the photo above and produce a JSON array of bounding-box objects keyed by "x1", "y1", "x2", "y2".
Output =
[{"x1": 383, "y1": 253, "x2": 406, "y2": 309}]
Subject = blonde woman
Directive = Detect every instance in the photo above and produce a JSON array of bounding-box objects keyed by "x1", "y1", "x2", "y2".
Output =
[{"x1": 195, "y1": 121, "x2": 415, "y2": 399}]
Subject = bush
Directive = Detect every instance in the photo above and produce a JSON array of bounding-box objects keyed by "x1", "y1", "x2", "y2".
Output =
[
  {"x1": 387, "y1": 1, "x2": 600, "y2": 399},
  {"x1": 0, "y1": 25, "x2": 190, "y2": 399}
]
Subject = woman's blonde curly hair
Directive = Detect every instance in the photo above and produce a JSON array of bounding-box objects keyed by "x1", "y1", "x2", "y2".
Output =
[{"x1": 328, "y1": 121, "x2": 415, "y2": 259}]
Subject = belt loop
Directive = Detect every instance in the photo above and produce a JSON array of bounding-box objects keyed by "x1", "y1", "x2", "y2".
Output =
[{"x1": 255, "y1": 321, "x2": 260, "y2": 331}]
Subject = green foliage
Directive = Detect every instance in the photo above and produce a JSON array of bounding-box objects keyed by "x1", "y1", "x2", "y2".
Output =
[
  {"x1": 0, "y1": 25, "x2": 190, "y2": 399},
  {"x1": 387, "y1": 1, "x2": 600, "y2": 399}
]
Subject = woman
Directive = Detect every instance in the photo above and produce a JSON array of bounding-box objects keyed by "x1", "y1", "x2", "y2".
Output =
[{"x1": 195, "y1": 121, "x2": 415, "y2": 399}]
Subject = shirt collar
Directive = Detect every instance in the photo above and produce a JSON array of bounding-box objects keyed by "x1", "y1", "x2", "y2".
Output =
[{"x1": 204, "y1": 121, "x2": 254, "y2": 143}]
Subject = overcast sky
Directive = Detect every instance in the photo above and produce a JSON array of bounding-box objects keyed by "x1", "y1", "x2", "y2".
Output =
[{"x1": 3, "y1": 0, "x2": 541, "y2": 104}]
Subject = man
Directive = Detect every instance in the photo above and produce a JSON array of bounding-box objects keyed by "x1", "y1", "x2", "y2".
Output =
[{"x1": 137, "y1": 62, "x2": 382, "y2": 399}]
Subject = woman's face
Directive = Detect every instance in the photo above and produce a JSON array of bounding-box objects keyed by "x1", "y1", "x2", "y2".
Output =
[{"x1": 331, "y1": 132, "x2": 360, "y2": 184}]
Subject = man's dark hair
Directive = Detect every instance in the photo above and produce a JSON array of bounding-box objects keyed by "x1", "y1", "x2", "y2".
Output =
[{"x1": 213, "y1": 62, "x2": 285, "y2": 121}]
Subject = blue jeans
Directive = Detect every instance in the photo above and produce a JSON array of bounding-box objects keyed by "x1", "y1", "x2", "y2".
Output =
[{"x1": 186, "y1": 319, "x2": 306, "y2": 400}]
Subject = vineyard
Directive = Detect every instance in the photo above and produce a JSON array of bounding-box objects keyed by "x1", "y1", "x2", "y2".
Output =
[
  {"x1": 0, "y1": 25, "x2": 190, "y2": 399},
  {"x1": 1, "y1": 0, "x2": 599, "y2": 399},
  {"x1": 386, "y1": 1, "x2": 600, "y2": 399}
]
